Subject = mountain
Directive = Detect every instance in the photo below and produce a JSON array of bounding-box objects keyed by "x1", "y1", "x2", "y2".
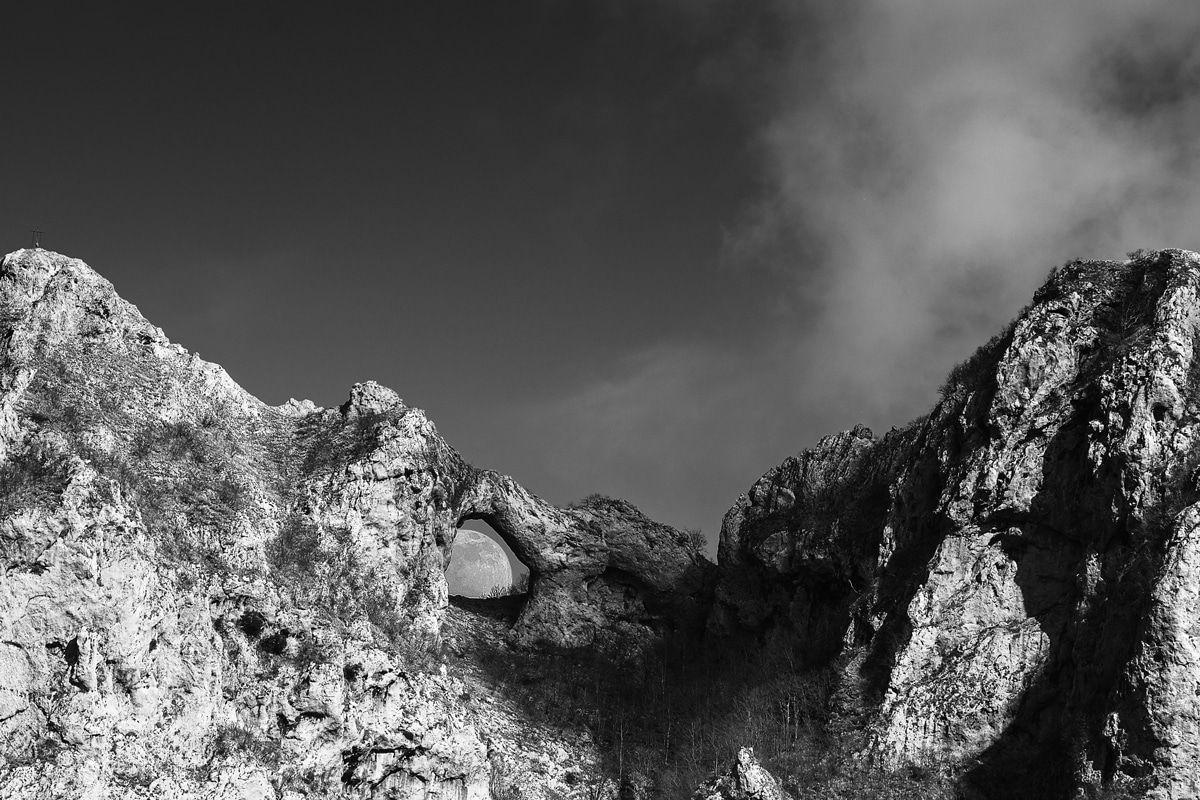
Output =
[
  {"x1": 4, "y1": 245, "x2": 1200, "y2": 799},
  {"x1": 0, "y1": 248, "x2": 712, "y2": 799},
  {"x1": 713, "y1": 249, "x2": 1200, "y2": 798}
]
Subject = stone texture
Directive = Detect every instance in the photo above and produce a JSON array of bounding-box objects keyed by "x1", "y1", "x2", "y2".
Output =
[
  {"x1": 710, "y1": 250, "x2": 1200, "y2": 798},
  {"x1": 692, "y1": 747, "x2": 792, "y2": 800},
  {"x1": 454, "y1": 480, "x2": 714, "y2": 652},
  {"x1": 0, "y1": 248, "x2": 707, "y2": 798},
  {"x1": 14, "y1": 242, "x2": 1200, "y2": 799}
]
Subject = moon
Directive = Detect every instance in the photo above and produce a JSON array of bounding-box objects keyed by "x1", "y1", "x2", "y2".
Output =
[{"x1": 446, "y1": 528, "x2": 515, "y2": 598}]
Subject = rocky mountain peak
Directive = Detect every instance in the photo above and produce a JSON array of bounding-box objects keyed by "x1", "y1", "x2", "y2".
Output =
[
  {"x1": 712, "y1": 248, "x2": 1200, "y2": 797},
  {"x1": 0, "y1": 248, "x2": 711, "y2": 798},
  {"x1": 8, "y1": 245, "x2": 1200, "y2": 798},
  {"x1": 343, "y1": 381, "x2": 405, "y2": 417}
]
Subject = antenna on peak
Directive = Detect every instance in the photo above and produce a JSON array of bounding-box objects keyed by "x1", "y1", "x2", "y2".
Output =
[{"x1": 30, "y1": 229, "x2": 45, "y2": 249}]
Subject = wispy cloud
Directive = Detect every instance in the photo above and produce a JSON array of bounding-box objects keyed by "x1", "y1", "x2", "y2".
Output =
[
  {"x1": 525, "y1": 0, "x2": 1200, "y2": 540},
  {"x1": 526, "y1": 342, "x2": 780, "y2": 524},
  {"x1": 736, "y1": 0, "x2": 1200, "y2": 412}
]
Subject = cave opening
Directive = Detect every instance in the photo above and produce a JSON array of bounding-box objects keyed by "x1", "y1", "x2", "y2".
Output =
[{"x1": 446, "y1": 518, "x2": 531, "y2": 599}]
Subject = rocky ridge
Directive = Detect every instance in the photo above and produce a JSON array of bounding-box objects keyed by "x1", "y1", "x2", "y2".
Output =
[
  {"x1": 0, "y1": 248, "x2": 710, "y2": 798},
  {"x1": 713, "y1": 249, "x2": 1200, "y2": 798},
  {"x1": 7, "y1": 244, "x2": 1200, "y2": 799}
]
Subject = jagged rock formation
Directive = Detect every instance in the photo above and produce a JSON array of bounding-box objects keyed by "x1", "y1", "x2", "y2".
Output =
[
  {"x1": 12, "y1": 243, "x2": 1200, "y2": 799},
  {"x1": 691, "y1": 748, "x2": 792, "y2": 800},
  {"x1": 711, "y1": 250, "x2": 1200, "y2": 798},
  {"x1": 0, "y1": 248, "x2": 709, "y2": 798},
  {"x1": 456, "y1": 479, "x2": 714, "y2": 652}
]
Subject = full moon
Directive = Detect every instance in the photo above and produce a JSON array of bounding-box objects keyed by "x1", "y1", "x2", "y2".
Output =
[{"x1": 446, "y1": 528, "x2": 516, "y2": 598}]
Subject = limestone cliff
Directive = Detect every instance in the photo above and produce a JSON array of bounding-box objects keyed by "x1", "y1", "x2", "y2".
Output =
[
  {"x1": 0, "y1": 248, "x2": 710, "y2": 799},
  {"x1": 712, "y1": 249, "x2": 1200, "y2": 798},
  {"x1": 12, "y1": 242, "x2": 1200, "y2": 800}
]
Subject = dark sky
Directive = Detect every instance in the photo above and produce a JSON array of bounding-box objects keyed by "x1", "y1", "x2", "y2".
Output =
[{"x1": 4, "y1": 1, "x2": 1199, "y2": 551}]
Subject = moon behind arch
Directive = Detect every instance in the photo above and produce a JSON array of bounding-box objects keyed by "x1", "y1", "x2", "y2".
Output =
[{"x1": 447, "y1": 528, "x2": 520, "y2": 598}]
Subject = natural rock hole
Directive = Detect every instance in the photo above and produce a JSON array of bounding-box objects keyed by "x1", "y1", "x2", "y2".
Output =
[{"x1": 446, "y1": 520, "x2": 530, "y2": 599}]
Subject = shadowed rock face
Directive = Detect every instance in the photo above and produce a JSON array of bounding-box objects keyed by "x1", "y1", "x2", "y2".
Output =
[
  {"x1": 712, "y1": 250, "x2": 1200, "y2": 798},
  {"x1": 0, "y1": 248, "x2": 710, "y2": 798}
]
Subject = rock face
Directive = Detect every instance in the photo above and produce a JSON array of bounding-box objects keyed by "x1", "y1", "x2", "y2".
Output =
[
  {"x1": 711, "y1": 250, "x2": 1200, "y2": 798},
  {"x1": 0, "y1": 248, "x2": 709, "y2": 798},
  {"x1": 13, "y1": 243, "x2": 1200, "y2": 799},
  {"x1": 456, "y1": 480, "x2": 715, "y2": 652}
]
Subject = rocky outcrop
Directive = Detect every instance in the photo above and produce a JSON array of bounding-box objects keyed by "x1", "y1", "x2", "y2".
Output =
[
  {"x1": 692, "y1": 748, "x2": 792, "y2": 800},
  {"x1": 711, "y1": 250, "x2": 1200, "y2": 798},
  {"x1": 455, "y1": 480, "x2": 714, "y2": 652},
  {"x1": 0, "y1": 248, "x2": 707, "y2": 798}
]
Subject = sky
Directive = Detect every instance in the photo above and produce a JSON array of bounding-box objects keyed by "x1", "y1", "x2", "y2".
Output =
[{"x1": 3, "y1": 1, "x2": 1199, "y2": 555}]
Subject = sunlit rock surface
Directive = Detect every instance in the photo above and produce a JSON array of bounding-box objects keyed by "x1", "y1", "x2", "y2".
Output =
[
  {"x1": 11, "y1": 243, "x2": 1200, "y2": 798},
  {"x1": 692, "y1": 747, "x2": 792, "y2": 800},
  {"x1": 711, "y1": 250, "x2": 1200, "y2": 798},
  {"x1": 0, "y1": 248, "x2": 708, "y2": 798}
]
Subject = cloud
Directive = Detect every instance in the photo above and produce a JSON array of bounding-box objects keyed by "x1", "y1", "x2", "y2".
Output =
[
  {"x1": 735, "y1": 0, "x2": 1200, "y2": 418},
  {"x1": 523, "y1": 334, "x2": 882, "y2": 547},
  {"x1": 523, "y1": 0, "x2": 1200, "y2": 543}
]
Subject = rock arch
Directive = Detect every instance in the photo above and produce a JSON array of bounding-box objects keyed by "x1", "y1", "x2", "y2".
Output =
[{"x1": 451, "y1": 469, "x2": 714, "y2": 652}]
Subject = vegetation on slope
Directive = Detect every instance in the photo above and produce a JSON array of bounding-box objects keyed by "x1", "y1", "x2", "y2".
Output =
[{"x1": 450, "y1": 611, "x2": 957, "y2": 799}]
